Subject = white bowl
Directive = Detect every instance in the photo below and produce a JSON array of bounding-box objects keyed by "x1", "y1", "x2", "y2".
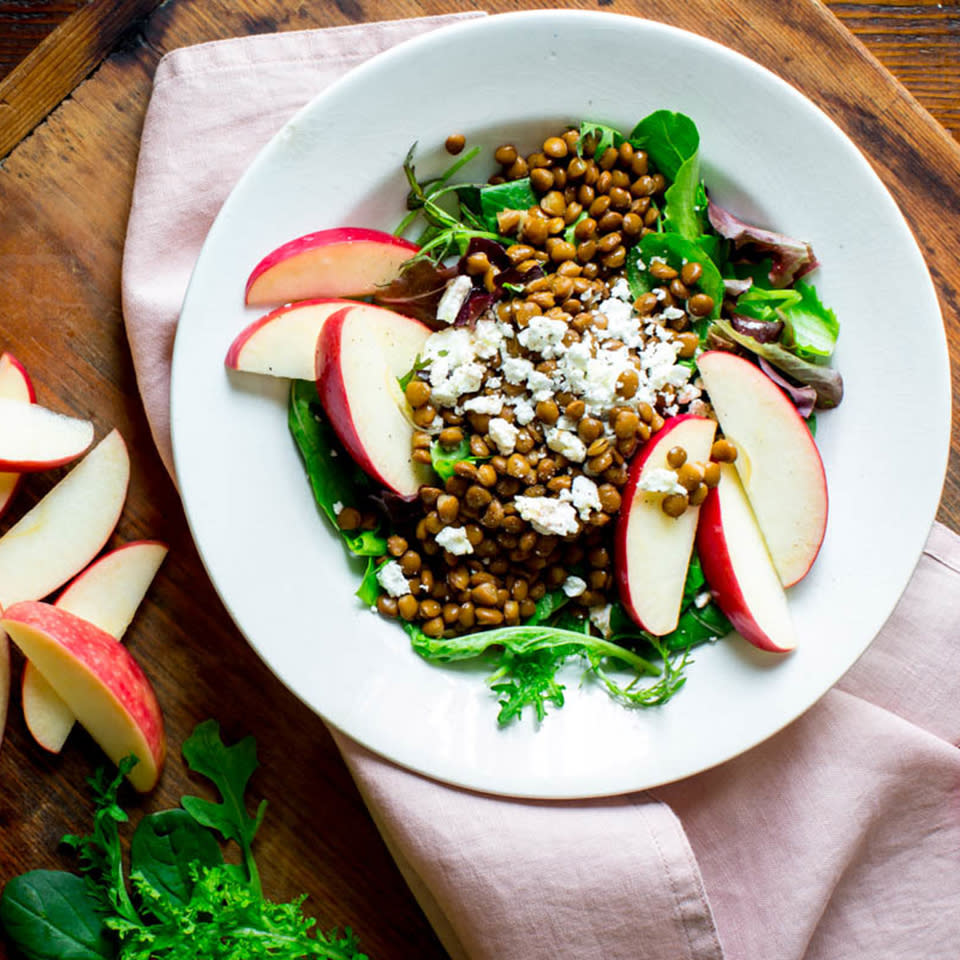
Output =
[{"x1": 171, "y1": 11, "x2": 950, "y2": 798}]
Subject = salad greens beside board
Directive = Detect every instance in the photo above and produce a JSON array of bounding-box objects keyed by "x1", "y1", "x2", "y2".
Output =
[
  {"x1": 0, "y1": 722, "x2": 367, "y2": 960},
  {"x1": 291, "y1": 110, "x2": 841, "y2": 727}
]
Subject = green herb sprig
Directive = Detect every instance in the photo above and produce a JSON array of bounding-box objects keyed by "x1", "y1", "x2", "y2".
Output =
[{"x1": 0, "y1": 722, "x2": 368, "y2": 960}]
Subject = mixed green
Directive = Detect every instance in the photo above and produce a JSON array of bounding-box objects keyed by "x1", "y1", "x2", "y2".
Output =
[{"x1": 0, "y1": 722, "x2": 366, "y2": 960}]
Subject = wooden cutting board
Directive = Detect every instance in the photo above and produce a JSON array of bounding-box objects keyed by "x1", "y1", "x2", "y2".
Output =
[{"x1": 0, "y1": 2, "x2": 957, "y2": 958}]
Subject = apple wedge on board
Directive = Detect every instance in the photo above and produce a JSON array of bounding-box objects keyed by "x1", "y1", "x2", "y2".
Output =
[
  {"x1": 315, "y1": 302, "x2": 434, "y2": 499},
  {"x1": 245, "y1": 227, "x2": 419, "y2": 306},
  {"x1": 1, "y1": 602, "x2": 165, "y2": 792},
  {"x1": 23, "y1": 540, "x2": 168, "y2": 754},
  {"x1": 696, "y1": 350, "x2": 827, "y2": 587},
  {"x1": 225, "y1": 298, "x2": 358, "y2": 380},
  {"x1": 0, "y1": 352, "x2": 35, "y2": 521},
  {"x1": 0, "y1": 397, "x2": 94, "y2": 472},
  {"x1": 615, "y1": 415, "x2": 717, "y2": 636},
  {"x1": 697, "y1": 463, "x2": 797, "y2": 653},
  {"x1": 0, "y1": 429, "x2": 130, "y2": 610}
]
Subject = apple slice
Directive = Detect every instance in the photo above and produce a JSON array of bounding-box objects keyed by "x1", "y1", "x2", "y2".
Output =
[
  {"x1": 0, "y1": 429, "x2": 129, "y2": 609},
  {"x1": 697, "y1": 463, "x2": 797, "y2": 653},
  {"x1": 0, "y1": 397, "x2": 93, "y2": 471},
  {"x1": 23, "y1": 540, "x2": 168, "y2": 753},
  {"x1": 245, "y1": 227, "x2": 419, "y2": 306},
  {"x1": 315, "y1": 303, "x2": 433, "y2": 499},
  {"x1": 0, "y1": 352, "x2": 35, "y2": 520},
  {"x1": 1, "y1": 602, "x2": 165, "y2": 792},
  {"x1": 225, "y1": 298, "x2": 358, "y2": 380},
  {"x1": 615, "y1": 415, "x2": 718, "y2": 636},
  {"x1": 696, "y1": 350, "x2": 827, "y2": 587}
]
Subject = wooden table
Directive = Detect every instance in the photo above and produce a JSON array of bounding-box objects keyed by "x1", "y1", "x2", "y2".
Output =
[{"x1": 0, "y1": 2, "x2": 957, "y2": 957}]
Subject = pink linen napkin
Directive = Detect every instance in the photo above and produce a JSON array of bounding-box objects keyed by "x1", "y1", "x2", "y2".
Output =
[{"x1": 121, "y1": 16, "x2": 960, "y2": 959}]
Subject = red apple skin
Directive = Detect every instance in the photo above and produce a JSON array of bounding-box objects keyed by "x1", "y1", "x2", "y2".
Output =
[
  {"x1": 224, "y1": 297, "x2": 358, "y2": 374},
  {"x1": 696, "y1": 478, "x2": 795, "y2": 654},
  {"x1": 0, "y1": 353, "x2": 36, "y2": 404},
  {"x1": 315, "y1": 306, "x2": 380, "y2": 484},
  {"x1": 0, "y1": 352, "x2": 35, "y2": 522},
  {"x1": 0, "y1": 401, "x2": 94, "y2": 472},
  {"x1": 615, "y1": 414, "x2": 712, "y2": 632},
  {"x1": 315, "y1": 304, "x2": 431, "y2": 499},
  {"x1": 1, "y1": 601, "x2": 166, "y2": 791},
  {"x1": 245, "y1": 227, "x2": 419, "y2": 306},
  {"x1": 696, "y1": 350, "x2": 827, "y2": 587}
]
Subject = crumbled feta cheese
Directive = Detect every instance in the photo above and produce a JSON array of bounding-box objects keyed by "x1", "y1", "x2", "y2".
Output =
[
  {"x1": 525, "y1": 369, "x2": 555, "y2": 401},
  {"x1": 570, "y1": 475, "x2": 601, "y2": 518},
  {"x1": 609, "y1": 277, "x2": 632, "y2": 301},
  {"x1": 472, "y1": 319, "x2": 504, "y2": 359},
  {"x1": 435, "y1": 275, "x2": 473, "y2": 324},
  {"x1": 694, "y1": 590, "x2": 712, "y2": 609},
  {"x1": 517, "y1": 316, "x2": 568, "y2": 358},
  {"x1": 638, "y1": 468, "x2": 687, "y2": 496},
  {"x1": 332, "y1": 501, "x2": 344, "y2": 516},
  {"x1": 545, "y1": 427, "x2": 587, "y2": 463},
  {"x1": 486, "y1": 376, "x2": 502, "y2": 389},
  {"x1": 435, "y1": 525, "x2": 474, "y2": 556},
  {"x1": 562, "y1": 575, "x2": 587, "y2": 598},
  {"x1": 589, "y1": 604, "x2": 613, "y2": 638},
  {"x1": 502, "y1": 356, "x2": 534, "y2": 385},
  {"x1": 376, "y1": 561, "x2": 411, "y2": 598},
  {"x1": 514, "y1": 496, "x2": 580, "y2": 536},
  {"x1": 431, "y1": 362, "x2": 486, "y2": 406},
  {"x1": 488, "y1": 417, "x2": 518, "y2": 455},
  {"x1": 661, "y1": 305, "x2": 686, "y2": 322},
  {"x1": 511, "y1": 397, "x2": 536, "y2": 425},
  {"x1": 462, "y1": 394, "x2": 504, "y2": 415}
]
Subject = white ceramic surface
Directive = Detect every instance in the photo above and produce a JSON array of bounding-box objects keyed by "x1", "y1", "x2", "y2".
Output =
[{"x1": 171, "y1": 11, "x2": 950, "y2": 799}]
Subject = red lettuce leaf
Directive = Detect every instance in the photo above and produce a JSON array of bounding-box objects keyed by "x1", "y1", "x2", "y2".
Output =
[{"x1": 708, "y1": 199, "x2": 819, "y2": 287}]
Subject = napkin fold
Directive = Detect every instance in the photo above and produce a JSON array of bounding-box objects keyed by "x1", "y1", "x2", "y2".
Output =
[{"x1": 122, "y1": 16, "x2": 960, "y2": 959}]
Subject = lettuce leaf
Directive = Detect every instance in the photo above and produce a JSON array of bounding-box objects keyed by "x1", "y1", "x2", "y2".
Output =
[{"x1": 707, "y1": 199, "x2": 818, "y2": 287}]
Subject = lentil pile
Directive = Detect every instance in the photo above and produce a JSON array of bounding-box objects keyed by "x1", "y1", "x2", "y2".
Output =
[{"x1": 342, "y1": 126, "x2": 738, "y2": 639}]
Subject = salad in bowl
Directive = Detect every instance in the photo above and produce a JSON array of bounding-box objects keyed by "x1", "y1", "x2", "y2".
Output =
[{"x1": 225, "y1": 110, "x2": 842, "y2": 726}]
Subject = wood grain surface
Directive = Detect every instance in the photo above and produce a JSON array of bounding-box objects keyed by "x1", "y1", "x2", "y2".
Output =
[{"x1": 0, "y1": 2, "x2": 957, "y2": 959}]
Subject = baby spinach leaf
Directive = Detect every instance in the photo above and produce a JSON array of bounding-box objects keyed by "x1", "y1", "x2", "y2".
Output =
[
  {"x1": 663, "y1": 153, "x2": 703, "y2": 242},
  {"x1": 629, "y1": 110, "x2": 699, "y2": 182},
  {"x1": 460, "y1": 178, "x2": 538, "y2": 233},
  {"x1": 429, "y1": 438, "x2": 476, "y2": 482},
  {"x1": 629, "y1": 111, "x2": 703, "y2": 240},
  {"x1": 181, "y1": 720, "x2": 266, "y2": 894},
  {"x1": 663, "y1": 602, "x2": 731, "y2": 653},
  {"x1": 355, "y1": 556, "x2": 385, "y2": 606},
  {"x1": 627, "y1": 232, "x2": 724, "y2": 335},
  {"x1": 288, "y1": 380, "x2": 386, "y2": 558},
  {"x1": 0, "y1": 871, "x2": 113, "y2": 960},
  {"x1": 524, "y1": 589, "x2": 570, "y2": 626},
  {"x1": 130, "y1": 810, "x2": 223, "y2": 907}
]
